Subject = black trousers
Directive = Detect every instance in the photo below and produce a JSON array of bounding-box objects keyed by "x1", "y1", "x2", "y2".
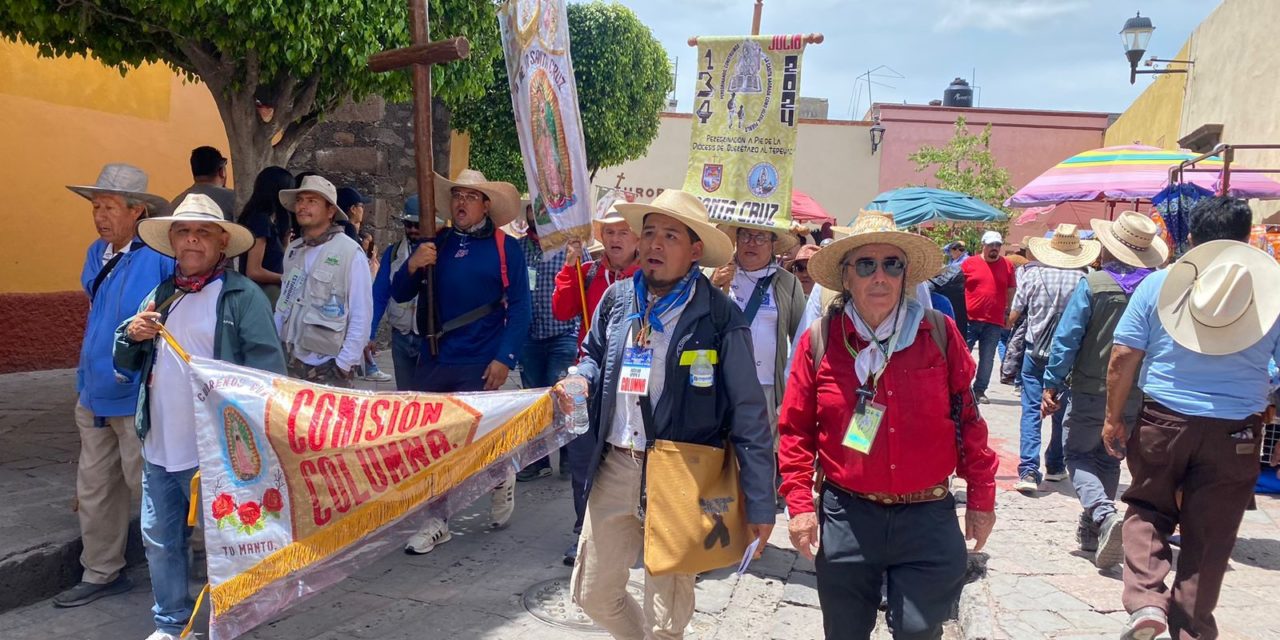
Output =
[{"x1": 816, "y1": 485, "x2": 967, "y2": 640}]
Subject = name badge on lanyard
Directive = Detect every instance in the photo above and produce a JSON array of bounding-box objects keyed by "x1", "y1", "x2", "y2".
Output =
[
  {"x1": 528, "y1": 266, "x2": 538, "y2": 291},
  {"x1": 620, "y1": 346, "x2": 653, "y2": 396},
  {"x1": 843, "y1": 398, "x2": 886, "y2": 454}
]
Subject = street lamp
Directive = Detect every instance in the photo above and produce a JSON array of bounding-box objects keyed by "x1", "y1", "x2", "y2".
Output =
[
  {"x1": 869, "y1": 122, "x2": 885, "y2": 154},
  {"x1": 1120, "y1": 12, "x2": 1192, "y2": 84}
]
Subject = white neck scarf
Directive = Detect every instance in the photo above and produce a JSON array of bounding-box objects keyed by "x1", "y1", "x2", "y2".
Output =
[{"x1": 843, "y1": 297, "x2": 925, "y2": 383}]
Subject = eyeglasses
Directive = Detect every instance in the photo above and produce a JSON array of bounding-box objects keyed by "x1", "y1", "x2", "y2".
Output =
[
  {"x1": 736, "y1": 229, "x2": 775, "y2": 246},
  {"x1": 790, "y1": 262, "x2": 808, "y2": 273},
  {"x1": 451, "y1": 190, "x2": 485, "y2": 204},
  {"x1": 845, "y1": 257, "x2": 906, "y2": 278},
  {"x1": 402, "y1": 221, "x2": 420, "y2": 229}
]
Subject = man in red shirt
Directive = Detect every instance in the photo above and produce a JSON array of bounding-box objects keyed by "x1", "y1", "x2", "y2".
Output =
[
  {"x1": 779, "y1": 210, "x2": 998, "y2": 640},
  {"x1": 552, "y1": 208, "x2": 641, "y2": 345},
  {"x1": 961, "y1": 230, "x2": 1017, "y2": 403}
]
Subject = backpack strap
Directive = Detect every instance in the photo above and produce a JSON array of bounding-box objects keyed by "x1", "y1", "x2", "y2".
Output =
[
  {"x1": 923, "y1": 307, "x2": 949, "y2": 366},
  {"x1": 809, "y1": 308, "x2": 832, "y2": 375},
  {"x1": 584, "y1": 260, "x2": 602, "y2": 293},
  {"x1": 495, "y1": 227, "x2": 509, "y2": 291}
]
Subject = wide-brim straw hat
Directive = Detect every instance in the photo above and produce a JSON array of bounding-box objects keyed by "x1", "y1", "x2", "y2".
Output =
[
  {"x1": 434, "y1": 169, "x2": 522, "y2": 228},
  {"x1": 808, "y1": 210, "x2": 944, "y2": 290},
  {"x1": 67, "y1": 163, "x2": 170, "y2": 217},
  {"x1": 1157, "y1": 240, "x2": 1280, "y2": 356},
  {"x1": 615, "y1": 190, "x2": 733, "y2": 268},
  {"x1": 279, "y1": 175, "x2": 350, "y2": 222},
  {"x1": 137, "y1": 194, "x2": 255, "y2": 258},
  {"x1": 1027, "y1": 223, "x2": 1101, "y2": 269},
  {"x1": 1091, "y1": 211, "x2": 1169, "y2": 269},
  {"x1": 718, "y1": 220, "x2": 801, "y2": 253},
  {"x1": 591, "y1": 204, "x2": 631, "y2": 240}
]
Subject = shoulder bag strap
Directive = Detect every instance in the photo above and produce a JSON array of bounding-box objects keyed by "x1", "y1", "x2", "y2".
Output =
[{"x1": 741, "y1": 272, "x2": 776, "y2": 324}]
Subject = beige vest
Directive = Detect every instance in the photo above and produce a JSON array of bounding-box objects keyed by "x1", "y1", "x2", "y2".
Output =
[
  {"x1": 278, "y1": 234, "x2": 363, "y2": 357},
  {"x1": 385, "y1": 239, "x2": 418, "y2": 335}
]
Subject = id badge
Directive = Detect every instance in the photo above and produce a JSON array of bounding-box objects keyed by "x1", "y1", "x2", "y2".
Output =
[
  {"x1": 528, "y1": 267, "x2": 538, "y2": 291},
  {"x1": 279, "y1": 268, "x2": 305, "y2": 310},
  {"x1": 619, "y1": 346, "x2": 653, "y2": 396},
  {"x1": 842, "y1": 401, "x2": 886, "y2": 454}
]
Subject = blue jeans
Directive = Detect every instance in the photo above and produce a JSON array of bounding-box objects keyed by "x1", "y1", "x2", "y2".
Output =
[
  {"x1": 1064, "y1": 390, "x2": 1140, "y2": 525},
  {"x1": 141, "y1": 461, "x2": 197, "y2": 635},
  {"x1": 966, "y1": 321, "x2": 1003, "y2": 395},
  {"x1": 391, "y1": 330, "x2": 421, "y2": 391},
  {"x1": 519, "y1": 334, "x2": 581, "y2": 473},
  {"x1": 1018, "y1": 353, "x2": 1065, "y2": 480},
  {"x1": 997, "y1": 328, "x2": 1011, "y2": 362}
]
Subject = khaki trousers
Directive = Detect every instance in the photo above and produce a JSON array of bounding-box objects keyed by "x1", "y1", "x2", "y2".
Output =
[
  {"x1": 571, "y1": 448, "x2": 696, "y2": 640},
  {"x1": 74, "y1": 402, "x2": 143, "y2": 584}
]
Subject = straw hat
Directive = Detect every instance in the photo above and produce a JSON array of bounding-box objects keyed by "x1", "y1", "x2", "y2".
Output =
[
  {"x1": 615, "y1": 190, "x2": 733, "y2": 267},
  {"x1": 1091, "y1": 211, "x2": 1169, "y2": 269},
  {"x1": 1027, "y1": 224, "x2": 1101, "y2": 269},
  {"x1": 808, "y1": 210, "x2": 944, "y2": 290},
  {"x1": 67, "y1": 163, "x2": 170, "y2": 216},
  {"x1": 1157, "y1": 240, "x2": 1280, "y2": 355},
  {"x1": 433, "y1": 169, "x2": 522, "y2": 228},
  {"x1": 279, "y1": 175, "x2": 350, "y2": 222},
  {"x1": 137, "y1": 194, "x2": 255, "y2": 258},
  {"x1": 591, "y1": 204, "x2": 631, "y2": 240},
  {"x1": 719, "y1": 220, "x2": 801, "y2": 253}
]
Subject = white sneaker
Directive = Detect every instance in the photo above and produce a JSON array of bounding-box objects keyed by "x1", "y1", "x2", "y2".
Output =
[
  {"x1": 361, "y1": 370, "x2": 393, "y2": 382},
  {"x1": 405, "y1": 518, "x2": 452, "y2": 555},
  {"x1": 1044, "y1": 469, "x2": 1069, "y2": 482},
  {"x1": 144, "y1": 631, "x2": 180, "y2": 640},
  {"x1": 490, "y1": 474, "x2": 516, "y2": 529}
]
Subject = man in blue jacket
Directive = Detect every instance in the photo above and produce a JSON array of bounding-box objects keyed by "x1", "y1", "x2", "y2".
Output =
[
  {"x1": 369, "y1": 195, "x2": 425, "y2": 390},
  {"x1": 56, "y1": 164, "x2": 174, "y2": 607},
  {"x1": 560, "y1": 190, "x2": 775, "y2": 639},
  {"x1": 392, "y1": 169, "x2": 532, "y2": 554}
]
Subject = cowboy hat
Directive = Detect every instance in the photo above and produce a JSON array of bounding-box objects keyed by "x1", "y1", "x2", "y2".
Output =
[
  {"x1": 615, "y1": 189, "x2": 734, "y2": 268},
  {"x1": 434, "y1": 169, "x2": 522, "y2": 228},
  {"x1": 808, "y1": 210, "x2": 944, "y2": 291},
  {"x1": 1027, "y1": 224, "x2": 1101, "y2": 269},
  {"x1": 137, "y1": 193, "x2": 255, "y2": 258},
  {"x1": 591, "y1": 204, "x2": 632, "y2": 241},
  {"x1": 1157, "y1": 240, "x2": 1280, "y2": 355},
  {"x1": 67, "y1": 163, "x2": 170, "y2": 216},
  {"x1": 279, "y1": 175, "x2": 350, "y2": 222},
  {"x1": 718, "y1": 220, "x2": 801, "y2": 253},
  {"x1": 1092, "y1": 211, "x2": 1169, "y2": 269}
]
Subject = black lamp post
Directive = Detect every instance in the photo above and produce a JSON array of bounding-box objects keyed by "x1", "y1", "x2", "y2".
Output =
[
  {"x1": 869, "y1": 122, "x2": 885, "y2": 154},
  {"x1": 1120, "y1": 12, "x2": 1192, "y2": 84}
]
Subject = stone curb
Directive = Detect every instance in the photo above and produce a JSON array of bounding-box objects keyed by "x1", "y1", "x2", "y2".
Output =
[
  {"x1": 956, "y1": 552, "x2": 995, "y2": 640},
  {"x1": 0, "y1": 517, "x2": 144, "y2": 613}
]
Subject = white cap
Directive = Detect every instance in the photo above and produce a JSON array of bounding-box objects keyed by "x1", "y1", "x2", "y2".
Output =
[{"x1": 981, "y1": 231, "x2": 1004, "y2": 246}]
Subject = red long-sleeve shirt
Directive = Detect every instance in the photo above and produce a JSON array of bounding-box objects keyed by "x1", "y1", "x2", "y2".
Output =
[
  {"x1": 778, "y1": 311, "x2": 999, "y2": 515},
  {"x1": 551, "y1": 259, "x2": 641, "y2": 345}
]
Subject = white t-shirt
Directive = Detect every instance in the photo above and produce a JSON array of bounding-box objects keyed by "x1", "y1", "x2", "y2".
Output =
[
  {"x1": 729, "y1": 265, "x2": 779, "y2": 386},
  {"x1": 146, "y1": 280, "x2": 221, "y2": 472},
  {"x1": 607, "y1": 283, "x2": 695, "y2": 451},
  {"x1": 101, "y1": 239, "x2": 134, "y2": 266}
]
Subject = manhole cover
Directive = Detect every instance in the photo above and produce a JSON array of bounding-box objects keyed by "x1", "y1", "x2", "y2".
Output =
[{"x1": 522, "y1": 577, "x2": 645, "y2": 631}]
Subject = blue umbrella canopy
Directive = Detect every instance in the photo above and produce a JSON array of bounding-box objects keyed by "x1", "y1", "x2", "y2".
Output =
[{"x1": 867, "y1": 187, "x2": 1008, "y2": 227}]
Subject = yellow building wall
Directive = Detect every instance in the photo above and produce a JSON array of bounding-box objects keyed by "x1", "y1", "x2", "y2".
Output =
[
  {"x1": 0, "y1": 41, "x2": 229, "y2": 293},
  {"x1": 1102, "y1": 41, "x2": 1190, "y2": 150}
]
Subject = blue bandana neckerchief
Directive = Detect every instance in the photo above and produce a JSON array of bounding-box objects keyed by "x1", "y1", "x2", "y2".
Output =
[{"x1": 628, "y1": 263, "x2": 699, "y2": 336}]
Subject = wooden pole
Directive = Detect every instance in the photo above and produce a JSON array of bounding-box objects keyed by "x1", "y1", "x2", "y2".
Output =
[
  {"x1": 751, "y1": 0, "x2": 763, "y2": 35},
  {"x1": 368, "y1": 38, "x2": 470, "y2": 73},
  {"x1": 409, "y1": 0, "x2": 439, "y2": 355}
]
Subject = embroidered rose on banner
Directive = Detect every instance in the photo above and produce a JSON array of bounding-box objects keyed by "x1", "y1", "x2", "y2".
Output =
[
  {"x1": 212, "y1": 493, "x2": 237, "y2": 527},
  {"x1": 262, "y1": 488, "x2": 284, "y2": 518},
  {"x1": 236, "y1": 501, "x2": 264, "y2": 533}
]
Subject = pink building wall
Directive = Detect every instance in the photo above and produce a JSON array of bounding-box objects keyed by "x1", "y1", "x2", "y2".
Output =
[{"x1": 874, "y1": 104, "x2": 1112, "y2": 196}]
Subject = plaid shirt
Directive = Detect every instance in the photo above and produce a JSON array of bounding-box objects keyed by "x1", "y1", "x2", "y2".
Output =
[
  {"x1": 1012, "y1": 262, "x2": 1085, "y2": 346},
  {"x1": 519, "y1": 235, "x2": 580, "y2": 340}
]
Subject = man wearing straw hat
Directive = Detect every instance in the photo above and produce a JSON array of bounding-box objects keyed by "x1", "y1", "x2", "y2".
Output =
[
  {"x1": 1007, "y1": 224, "x2": 1097, "y2": 495},
  {"x1": 274, "y1": 174, "x2": 371, "y2": 387},
  {"x1": 779, "y1": 210, "x2": 998, "y2": 640},
  {"x1": 709, "y1": 220, "x2": 807, "y2": 439},
  {"x1": 556, "y1": 189, "x2": 775, "y2": 639},
  {"x1": 1041, "y1": 212, "x2": 1167, "y2": 568},
  {"x1": 115, "y1": 194, "x2": 285, "y2": 640},
  {"x1": 55, "y1": 163, "x2": 174, "y2": 608},
  {"x1": 392, "y1": 169, "x2": 531, "y2": 554},
  {"x1": 1106, "y1": 197, "x2": 1280, "y2": 640}
]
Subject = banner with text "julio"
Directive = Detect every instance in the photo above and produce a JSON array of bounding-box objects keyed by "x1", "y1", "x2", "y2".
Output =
[
  {"x1": 186, "y1": 356, "x2": 555, "y2": 639},
  {"x1": 499, "y1": 0, "x2": 593, "y2": 251},
  {"x1": 684, "y1": 35, "x2": 807, "y2": 232}
]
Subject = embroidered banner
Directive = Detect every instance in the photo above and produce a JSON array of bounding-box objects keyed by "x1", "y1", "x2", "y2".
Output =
[
  {"x1": 683, "y1": 35, "x2": 808, "y2": 232},
  {"x1": 185, "y1": 356, "x2": 558, "y2": 639},
  {"x1": 499, "y1": 0, "x2": 593, "y2": 251}
]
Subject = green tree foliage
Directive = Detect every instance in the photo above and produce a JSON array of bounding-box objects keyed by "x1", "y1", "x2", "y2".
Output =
[
  {"x1": 0, "y1": 0, "x2": 501, "y2": 203},
  {"x1": 453, "y1": 1, "x2": 671, "y2": 191},
  {"x1": 907, "y1": 117, "x2": 1014, "y2": 248}
]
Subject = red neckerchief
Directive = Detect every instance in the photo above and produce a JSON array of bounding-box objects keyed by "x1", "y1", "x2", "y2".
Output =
[{"x1": 175, "y1": 258, "x2": 227, "y2": 293}]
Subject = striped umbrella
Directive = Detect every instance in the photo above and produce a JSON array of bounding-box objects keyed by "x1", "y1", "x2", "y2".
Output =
[{"x1": 1006, "y1": 145, "x2": 1280, "y2": 207}]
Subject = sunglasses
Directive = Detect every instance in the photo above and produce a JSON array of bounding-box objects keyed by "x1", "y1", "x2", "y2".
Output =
[
  {"x1": 790, "y1": 262, "x2": 808, "y2": 273},
  {"x1": 403, "y1": 221, "x2": 420, "y2": 229},
  {"x1": 845, "y1": 257, "x2": 906, "y2": 278}
]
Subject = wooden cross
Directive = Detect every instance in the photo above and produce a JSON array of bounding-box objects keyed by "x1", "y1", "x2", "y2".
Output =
[
  {"x1": 613, "y1": 173, "x2": 626, "y2": 189},
  {"x1": 368, "y1": 0, "x2": 470, "y2": 355}
]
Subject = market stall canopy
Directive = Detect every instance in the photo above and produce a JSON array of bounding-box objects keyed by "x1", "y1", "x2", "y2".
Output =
[
  {"x1": 1006, "y1": 145, "x2": 1280, "y2": 207},
  {"x1": 867, "y1": 187, "x2": 1007, "y2": 228},
  {"x1": 791, "y1": 189, "x2": 835, "y2": 225},
  {"x1": 1010, "y1": 202, "x2": 1110, "y2": 249}
]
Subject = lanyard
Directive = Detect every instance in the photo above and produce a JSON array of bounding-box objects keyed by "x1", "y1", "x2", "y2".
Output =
[{"x1": 840, "y1": 312, "x2": 901, "y2": 414}]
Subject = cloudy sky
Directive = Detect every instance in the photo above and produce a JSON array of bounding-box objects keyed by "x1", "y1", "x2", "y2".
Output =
[{"x1": 607, "y1": 0, "x2": 1218, "y2": 117}]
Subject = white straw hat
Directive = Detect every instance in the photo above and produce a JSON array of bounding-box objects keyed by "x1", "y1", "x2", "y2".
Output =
[
  {"x1": 1027, "y1": 224, "x2": 1101, "y2": 269},
  {"x1": 615, "y1": 190, "x2": 734, "y2": 268},
  {"x1": 137, "y1": 194, "x2": 255, "y2": 258},
  {"x1": 434, "y1": 169, "x2": 522, "y2": 228},
  {"x1": 1157, "y1": 240, "x2": 1280, "y2": 355},
  {"x1": 279, "y1": 175, "x2": 350, "y2": 222},
  {"x1": 1091, "y1": 211, "x2": 1169, "y2": 269},
  {"x1": 808, "y1": 210, "x2": 943, "y2": 290}
]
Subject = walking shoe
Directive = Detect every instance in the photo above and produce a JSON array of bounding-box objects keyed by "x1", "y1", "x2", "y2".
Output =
[
  {"x1": 361, "y1": 370, "x2": 393, "y2": 382},
  {"x1": 1095, "y1": 512, "x2": 1125, "y2": 569},
  {"x1": 1013, "y1": 473, "x2": 1039, "y2": 494},
  {"x1": 1120, "y1": 606, "x2": 1167, "y2": 640},
  {"x1": 490, "y1": 477, "x2": 516, "y2": 529},
  {"x1": 976, "y1": 393, "x2": 991, "y2": 405},
  {"x1": 405, "y1": 518, "x2": 452, "y2": 555},
  {"x1": 144, "y1": 631, "x2": 181, "y2": 640},
  {"x1": 52, "y1": 574, "x2": 132, "y2": 607},
  {"x1": 1077, "y1": 511, "x2": 1099, "y2": 553},
  {"x1": 563, "y1": 542, "x2": 578, "y2": 567},
  {"x1": 1044, "y1": 469, "x2": 1069, "y2": 482},
  {"x1": 516, "y1": 466, "x2": 553, "y2": 482}
]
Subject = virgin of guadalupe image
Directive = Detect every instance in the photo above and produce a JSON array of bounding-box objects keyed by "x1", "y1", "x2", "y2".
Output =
[
  {"x1": 529, "y1": 68, "x2": 574, "y2": 212},
  {"x1": 223, "y1": 405, "x2": 262, "y2": 482}
]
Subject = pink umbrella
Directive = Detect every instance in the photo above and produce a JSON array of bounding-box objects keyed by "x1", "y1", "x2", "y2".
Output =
[{"x1": 791, "y1": 190, "x2": 835, "y2": 224}]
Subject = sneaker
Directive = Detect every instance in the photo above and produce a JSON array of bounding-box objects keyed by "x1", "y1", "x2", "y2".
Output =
[
  {"x1": 405, "y1": 518, "x2": 452, "y2": 555},
  {"x1": 516, "y1": 466, "x2": 553, "y2": 482},
  {"x1": 52, "y1": 574, "x2": 132, "y2": 608},
  {"x1": 1044, "y1": 469, "x2": 1069, "y2": 482},
  {"x1": 976, "y1": 393, "x2": 991, "y2": 405},
  {"x1": 563, "y1": 542, "x2": 578, "y2": 567},
  {"x1": 1095, "y1": 512, "x2": 1125, "y2": 569},
  {"x1": 1121, "y1": 606, "x2": 1167, "y2": 640},
  {"x1": 1013, "y1": 473, "x2": 1039, "y2": 494},
  {"x1": 490, "y1": 477, "x2": 516, "y2": 529},
  {"x1": 144, "y1": 631, "x2": 181, "y2": 640},
  {"x1": 361, "y1": 370, "x2": 393, "y2": 382},
  {"x1": 1077, "y1": 512, "x2": 1099, "y2": 553}
]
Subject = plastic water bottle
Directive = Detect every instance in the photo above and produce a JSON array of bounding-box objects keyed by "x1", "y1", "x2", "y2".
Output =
[
  {"x1": 319, "y1": 293, "x2": 344, "y2": 318},
  {"x1": 690, "y1": 351, "x2": 714, "y2": 388},
  {"x1": 565, "y1": 366, "x2": 590, "y2": 435}
]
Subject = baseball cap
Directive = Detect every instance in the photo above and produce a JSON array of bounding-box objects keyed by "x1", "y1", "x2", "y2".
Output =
[{"x1": 981, "y1": 231, "x2": 1004, "y2": 246}]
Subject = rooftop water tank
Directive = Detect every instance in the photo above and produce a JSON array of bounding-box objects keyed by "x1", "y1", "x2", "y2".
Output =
[{"x1": 943, "y1": 78, "x2": 973, "y2": 107}]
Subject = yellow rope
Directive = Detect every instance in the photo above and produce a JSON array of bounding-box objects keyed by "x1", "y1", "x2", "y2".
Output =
[
  {"x1": 187, "y1": 470, "x2": 201, "y2": 527},
  {"x1": 180, "y1": 583, "x2": 210, "y2": 639}
]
